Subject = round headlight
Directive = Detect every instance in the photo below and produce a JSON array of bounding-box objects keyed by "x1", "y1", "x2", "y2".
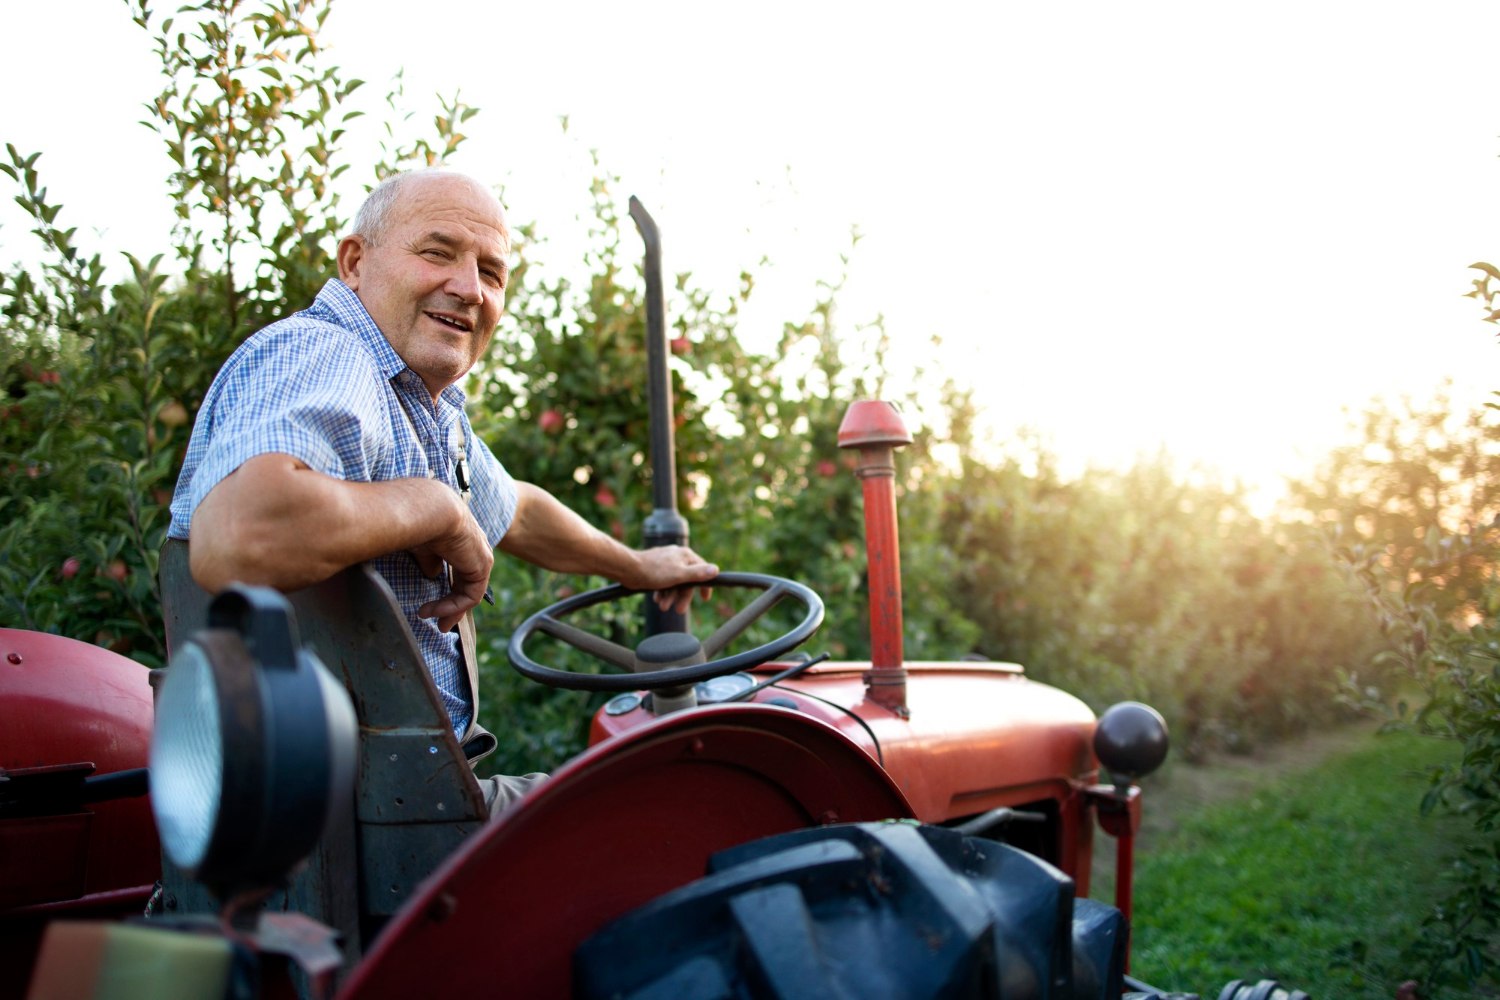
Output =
[
  {"x1": 151, "y1": 639, "x2": 224, "y2": 870},
  {"x1": 150, "y1": 586, "x2": 357, "y2": 900}
]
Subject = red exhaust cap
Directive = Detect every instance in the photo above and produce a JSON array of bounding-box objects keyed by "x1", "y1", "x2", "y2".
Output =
[{"x1": 837, "y1": 401, "x2": 912, "y2": 450}]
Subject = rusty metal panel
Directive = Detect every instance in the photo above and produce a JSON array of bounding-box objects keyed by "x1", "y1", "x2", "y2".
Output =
[
  {"x1": 358, "y1": 820, "x2": 481, "y2": 917},
  {"x1": 160, "y1": 540, "x2": 486, "y2": 819},
  {"x1": 159, "y1": 540, "x2": 214, "y2": 658},
  {"x1": 357, "y1": 729, "x2": 483, "y2": 823}
]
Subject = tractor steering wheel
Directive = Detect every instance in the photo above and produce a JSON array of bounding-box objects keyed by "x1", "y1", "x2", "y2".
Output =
[{"x1": 507, "y1": 573, "x2": 824, "y2": 692}]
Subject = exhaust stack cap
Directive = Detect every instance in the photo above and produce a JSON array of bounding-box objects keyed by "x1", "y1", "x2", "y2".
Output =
[{"x1": 837, "y1": 401, "x2": 913, "y2": 450}]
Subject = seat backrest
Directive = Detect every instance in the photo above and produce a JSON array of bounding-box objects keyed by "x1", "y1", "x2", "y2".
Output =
[{"x1": 157, "y1": 539, "x2": 487, "y2": 967}]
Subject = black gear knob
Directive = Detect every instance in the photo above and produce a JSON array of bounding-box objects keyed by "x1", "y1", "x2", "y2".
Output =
[{"x1": 1094, "y1": 701, "x2": 1169, "y2": 788}]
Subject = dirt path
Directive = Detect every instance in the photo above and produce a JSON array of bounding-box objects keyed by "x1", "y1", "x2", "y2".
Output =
[
  {"x1": 1131, "y1": 719, "x2": 1381, "y2": 851},
  {"x1": 1087, "y1": 719, "x2": 1383, "y2": 897}
]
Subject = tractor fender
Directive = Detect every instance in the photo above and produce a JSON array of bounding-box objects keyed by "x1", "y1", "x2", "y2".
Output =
[
  {"x1": 0, "y1": 629, "x2": 159, "y2": 1000},
  {"x1": 0, "y1": 628, "x2": 158, "y2": 904},
  {"x1": 340, "y1": 703, "x2": 914, "y2": 1000}
]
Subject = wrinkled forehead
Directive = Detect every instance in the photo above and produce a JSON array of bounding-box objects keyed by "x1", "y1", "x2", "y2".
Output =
[{"x1": 391, "y1": 174, "x2": 510, "y2": 252}]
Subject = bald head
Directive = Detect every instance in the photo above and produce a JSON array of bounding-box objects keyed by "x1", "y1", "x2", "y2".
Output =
[{"x1": 353, "y1": 170, "x2": 510, "y2": 253}]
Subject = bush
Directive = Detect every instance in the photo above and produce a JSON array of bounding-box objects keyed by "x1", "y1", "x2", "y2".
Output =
[
  {"x1": 942, "y1": 447, "x2": 1380, "y2": 758},
  {"x1": 1318, "y1": 265, "x2": 1500, "y2": 990}
]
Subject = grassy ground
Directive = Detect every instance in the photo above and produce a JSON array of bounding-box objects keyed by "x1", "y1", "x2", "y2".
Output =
[{"x1": 1092, "y1": 726, "x2": 1477, "y2": 999}]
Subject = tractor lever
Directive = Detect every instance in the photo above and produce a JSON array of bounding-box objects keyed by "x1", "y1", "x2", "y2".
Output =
[
  {"x1": 0, "y1": 763, "x2": 149, "y2": 816},
  {"x1": 952, "y1": 806, "x2": 1048, "y2": 839},
  {"x1": 83, "y1": 767, "x2": 151, "y2": 803}
]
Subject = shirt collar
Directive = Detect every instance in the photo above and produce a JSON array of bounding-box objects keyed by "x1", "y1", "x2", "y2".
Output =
[{"x1": 313, "y1": 279, "x2": 469, "y2": 409}]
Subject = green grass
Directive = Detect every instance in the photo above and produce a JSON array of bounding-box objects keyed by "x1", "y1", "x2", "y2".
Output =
[{"x1": 1112, "y1": 730, "x2": 1476, "y2": 999}]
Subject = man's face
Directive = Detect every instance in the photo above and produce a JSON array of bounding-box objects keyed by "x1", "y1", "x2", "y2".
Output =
[{"x1": 338, "y1": 175, "x2": 509, "y2": 400}]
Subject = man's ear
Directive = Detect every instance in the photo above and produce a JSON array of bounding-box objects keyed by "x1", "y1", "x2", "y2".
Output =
[{"x1": 336, "y1": 235, "x2": 367, "y2": 288}]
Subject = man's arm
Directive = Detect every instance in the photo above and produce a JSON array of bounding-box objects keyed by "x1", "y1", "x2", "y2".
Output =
[
  {"x1": 189, "y1": 452, "x2": 492, "y2": 630},
  {"x1": 500, "y1": 482, "x2": 718, "y2": 613}
]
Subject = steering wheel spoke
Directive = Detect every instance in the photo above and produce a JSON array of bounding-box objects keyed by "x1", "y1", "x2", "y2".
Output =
[
  {"x1": 535, "y1": 615, "x2": 636, "y2": 671},
  {"x1": 701, "y1": 584, "x2": 788, "y2": 658}
]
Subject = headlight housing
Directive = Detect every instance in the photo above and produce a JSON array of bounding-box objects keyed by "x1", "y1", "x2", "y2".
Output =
[{"x1": 150, "y1": 585, "x2": 357, "y2": 901}]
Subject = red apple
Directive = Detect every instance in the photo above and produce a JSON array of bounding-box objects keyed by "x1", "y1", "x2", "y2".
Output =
[
  {"x1": 60, "y1": 557, "x2": 81, "y2": 579},
  {"x1": 539, "y1": 408, "x2": 564, "y2": 434},
  {"x1": 595, "y1": 486, "x2": 617, "y2": 509},
  {"x1": 669, "y1": 337, "x2": 690, "y2": 356}
]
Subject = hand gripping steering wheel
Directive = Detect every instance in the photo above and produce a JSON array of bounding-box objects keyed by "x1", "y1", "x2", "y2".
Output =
[{"x1": 506, "y1": 572, "x2": 824, "y2": 692}]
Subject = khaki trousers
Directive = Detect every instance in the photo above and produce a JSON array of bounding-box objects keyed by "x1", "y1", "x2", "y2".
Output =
[{"x1": 479, "y1": 771, "x2": 549, "y2": 815}]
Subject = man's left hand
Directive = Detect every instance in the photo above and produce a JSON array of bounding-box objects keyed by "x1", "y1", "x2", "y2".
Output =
[{"x1": 624, "y1": 545, "x2": 718, "y2": 615}]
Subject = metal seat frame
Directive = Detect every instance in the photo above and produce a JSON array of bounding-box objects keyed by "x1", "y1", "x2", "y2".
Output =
[{"x1": 157, "y1": 539, "x2": 487, "y2": 967}]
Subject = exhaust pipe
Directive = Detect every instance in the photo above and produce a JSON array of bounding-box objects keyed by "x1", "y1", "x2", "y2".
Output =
[
  {"x1": 838, "y1": 401, "x2": 912, "y2": 718},
  {"x1": 629, "y1": 197, "x2": 690, "y2": 636}
]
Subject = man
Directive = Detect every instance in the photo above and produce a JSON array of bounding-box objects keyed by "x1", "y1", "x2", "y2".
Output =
[{"x1": 168, "y1": 169, "x2": 717, "y2": 811}]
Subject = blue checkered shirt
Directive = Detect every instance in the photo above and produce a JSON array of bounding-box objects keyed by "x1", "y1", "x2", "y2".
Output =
[{"x1": 168, "y1": 279, "x2": 517, "y2": 736}]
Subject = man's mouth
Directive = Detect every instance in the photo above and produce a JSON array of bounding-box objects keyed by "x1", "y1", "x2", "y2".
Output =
[{"x1": 425, "y1": 311, "x2": 473, "y2": 333}]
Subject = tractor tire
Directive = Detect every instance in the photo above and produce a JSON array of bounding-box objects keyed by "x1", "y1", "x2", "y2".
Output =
[{"x1": 573, "y1": 820, "x2": 1126, "y2": 1000}]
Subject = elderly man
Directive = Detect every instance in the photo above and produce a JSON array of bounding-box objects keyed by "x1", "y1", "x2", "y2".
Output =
[{"x1": 168, "y1": 169, "x2": 717, "y2": 811}]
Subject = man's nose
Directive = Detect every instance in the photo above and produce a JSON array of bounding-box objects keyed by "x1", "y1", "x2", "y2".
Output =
[{"x1": 445, "y1": 259, "x2": 482, "y2": 303}]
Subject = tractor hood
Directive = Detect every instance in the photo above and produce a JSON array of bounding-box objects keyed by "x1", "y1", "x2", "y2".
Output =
[{"x1": 592, "y1": 658, "x2": 1099, "y2": 822}]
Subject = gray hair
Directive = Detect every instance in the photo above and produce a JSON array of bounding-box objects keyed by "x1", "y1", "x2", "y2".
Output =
[
  {"x1": 351, "y1": 170, "x2": 510, "y2": 250},
  {"x1": 351, "y1": 172, "x2": 415, "y2": 245}
]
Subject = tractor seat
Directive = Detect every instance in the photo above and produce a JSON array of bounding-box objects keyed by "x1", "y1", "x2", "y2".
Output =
[{"x1": 156, "y1": 538, "x2": 488, "y2": 965}]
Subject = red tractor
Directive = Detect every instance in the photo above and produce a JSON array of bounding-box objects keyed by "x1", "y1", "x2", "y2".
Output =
[{"x1": 2, "y1": 202, "x2": 1305, "y2": 1000}]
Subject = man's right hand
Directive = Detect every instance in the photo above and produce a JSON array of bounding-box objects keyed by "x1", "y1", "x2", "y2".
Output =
[{"x1": 412, "y1": 506, "x2": 494, "y2": 632}]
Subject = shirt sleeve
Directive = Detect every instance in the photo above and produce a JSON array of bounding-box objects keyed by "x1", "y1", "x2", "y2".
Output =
[{"x1": 174, "y1": 322, "x2": 392, "y2": 531}]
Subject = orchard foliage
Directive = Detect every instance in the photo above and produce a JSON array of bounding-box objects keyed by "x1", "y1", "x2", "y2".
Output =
[
  {"x1": 943, "y1": 443, "x2": 1382, "y2": 759},
  {"x1": 1322, "y1": 259, "x2": 1500, "y2": 992},
  {"x1": 2, "y1": 2, "x2": 1391, "y2": 788}
]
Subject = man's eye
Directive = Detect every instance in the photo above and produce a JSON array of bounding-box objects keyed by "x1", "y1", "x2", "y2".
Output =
[{"x1": 422, "y1": 248, "x2": 450, "y2": 259}]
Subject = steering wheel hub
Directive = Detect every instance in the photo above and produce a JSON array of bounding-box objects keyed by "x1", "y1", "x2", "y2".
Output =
[{"x1": 634, "y1": 632, "x2": 706, "y2": 667}]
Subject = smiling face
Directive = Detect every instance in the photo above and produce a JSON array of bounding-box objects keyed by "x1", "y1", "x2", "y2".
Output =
[{"x1": 337, "y1": 173, "x2": 510, "y2": 401}]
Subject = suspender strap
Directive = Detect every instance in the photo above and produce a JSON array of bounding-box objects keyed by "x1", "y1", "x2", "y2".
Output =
[
  {"x1": 452, "y1": 436, "x2": 498, "y2": 765},
  {"x1": 393, "y1": 393, "x2": 496, "y2": 763}
]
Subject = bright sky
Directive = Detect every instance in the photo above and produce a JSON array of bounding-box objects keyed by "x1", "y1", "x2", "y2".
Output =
[{"x1": 5, "y1": 2, "x2": 1500, "y2": 510}]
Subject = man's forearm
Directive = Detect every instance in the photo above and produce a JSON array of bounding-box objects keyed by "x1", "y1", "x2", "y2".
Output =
[
  {"x1": 498, "y1": 482, "x2": 641, "y2": 582},
  {"x1": 500, "y1": 482, "x2": 717, "y2": 600},
  {"x1": 188, "y1": 452, "x2": 485, "y2": 596}
]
